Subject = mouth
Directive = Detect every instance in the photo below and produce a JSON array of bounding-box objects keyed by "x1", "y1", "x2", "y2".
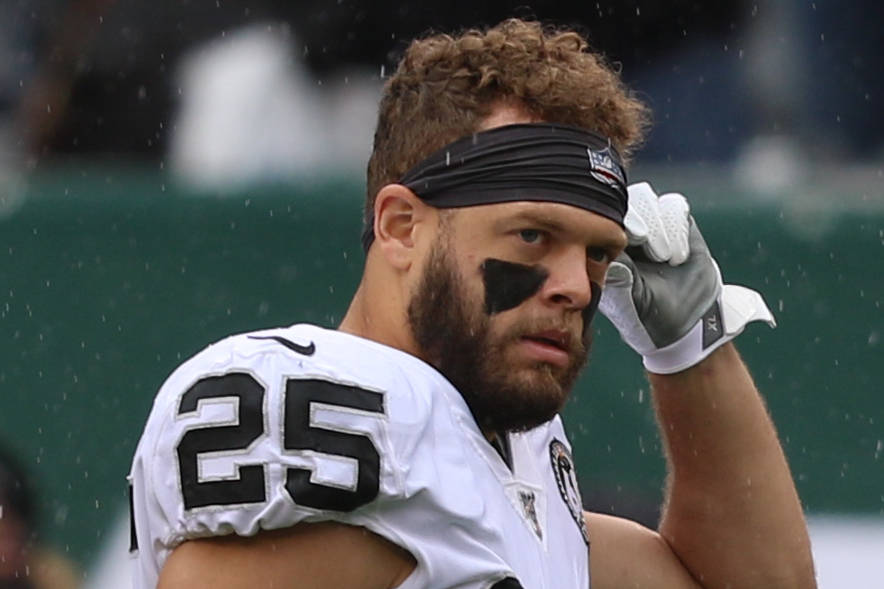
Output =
[
  {"x1": 523, "y1": 330, "x2": 569, "y2": 350},
  {"x1": 518, "y1": 330, "x2": 572, "y2": 367}
]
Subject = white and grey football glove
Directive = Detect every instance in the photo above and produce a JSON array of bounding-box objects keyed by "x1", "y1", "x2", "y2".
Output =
[{"x1": 599, "y1": 182, "x2": 776, "y2": 374}]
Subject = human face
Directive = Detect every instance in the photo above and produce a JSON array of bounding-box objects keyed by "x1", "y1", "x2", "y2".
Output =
[{"x1": 407, "y1": 202, "x2": 625, "y2": 433}]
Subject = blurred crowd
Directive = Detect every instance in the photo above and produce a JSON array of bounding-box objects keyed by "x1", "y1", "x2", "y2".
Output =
[
  {"x1": 0, "y1": 0, "x2": 881, "y2": 190},
  {"x1": 0, "y1": 445, "x2": 79, "y2": 589}
]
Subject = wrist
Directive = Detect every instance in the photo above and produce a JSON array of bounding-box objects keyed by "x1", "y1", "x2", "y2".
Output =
[{"x1": 641, "y1": 285, "x2": 776, "y2": 375}]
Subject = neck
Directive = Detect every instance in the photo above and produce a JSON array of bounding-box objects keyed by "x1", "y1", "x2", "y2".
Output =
[
  {"x1": 340, "y1": 258, "x2": 502, "y2": 442},
  {"x1": 339, "y1": 274, "x2": 422, "y2": 360}
]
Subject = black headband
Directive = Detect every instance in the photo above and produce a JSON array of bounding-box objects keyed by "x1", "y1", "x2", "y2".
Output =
[{"x1": 361, "y1": 122, "x2": 628, "y2": 252}]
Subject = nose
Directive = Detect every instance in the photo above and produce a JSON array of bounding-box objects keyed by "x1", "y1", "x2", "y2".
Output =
[{"x1": 540, "y1": 246, "x2": 594, "y2": 310}]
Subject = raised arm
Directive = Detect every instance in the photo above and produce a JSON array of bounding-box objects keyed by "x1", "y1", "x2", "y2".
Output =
[
  {"x1": 650, "y1": 342, "x2": 813, "y2": 586},
  {"x1": 588, "y1": 183, "x2": 815, "y2": 588},
  {"x1": 157, "y1": 522, "x2": 415, "y2": 589}
]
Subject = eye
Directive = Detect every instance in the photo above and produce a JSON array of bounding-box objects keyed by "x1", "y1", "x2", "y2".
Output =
[
  {"x1": 587, "y1": 246, "x2": 611, "y2": 264},
  {"x1": 519, "y1": 229, "x2": 544, "y2": 244}
]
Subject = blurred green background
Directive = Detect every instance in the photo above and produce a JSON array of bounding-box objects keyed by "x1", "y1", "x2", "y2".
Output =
[{"x1": 1, "y1": 166, "x2": 881, "y2": 567}]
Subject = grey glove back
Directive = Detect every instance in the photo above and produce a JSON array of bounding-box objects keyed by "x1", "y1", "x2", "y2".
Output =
[{"x1": 620, "y1": 218, "x2": 721, "y2": 348}]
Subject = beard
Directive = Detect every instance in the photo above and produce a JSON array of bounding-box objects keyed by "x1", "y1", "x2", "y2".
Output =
[{"x1": 407, "y1": 241, "x2": 592, "y2": 434}]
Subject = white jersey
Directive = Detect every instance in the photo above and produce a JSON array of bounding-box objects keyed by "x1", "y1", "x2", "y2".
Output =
[{"x1": 129, "y1": 324, "x2": 591, "y2": 589}]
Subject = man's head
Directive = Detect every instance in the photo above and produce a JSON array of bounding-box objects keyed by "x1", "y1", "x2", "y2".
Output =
[
  {"x1": 405, "y1": 194, "x2": 625, "y2": 433},
  {"x1": 347, "y1": 19, "x2": 647, "y2": 433},
  {"x1": 365, "y1": 18, "x2": 648, "y2": 227}
]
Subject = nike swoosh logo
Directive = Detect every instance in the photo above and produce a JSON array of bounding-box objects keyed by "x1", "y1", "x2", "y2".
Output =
[{"x1": 248, "y1": 335, "x2": 316, "y2": 356}]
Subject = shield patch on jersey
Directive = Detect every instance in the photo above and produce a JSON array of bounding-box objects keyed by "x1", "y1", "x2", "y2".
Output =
[
  {"x1": 518, "y1": 489, "x2": 543, "y2": 541},
  {"x1": 549, "y1": 439, "x2": 589, "y2": 545}
]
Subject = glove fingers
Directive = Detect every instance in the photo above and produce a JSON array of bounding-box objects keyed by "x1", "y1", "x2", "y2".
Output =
[
  {"x1": 626, "y1": 182, "x2": 671, "y2": 261},
  {"x1": 603, "y1": 258, "x2": 635, "y2": 287},
  {"x1": 623, "y1": 183, "x2": 650, "y2": 246},
  {"x1": 658, "y1": 192, "x2": 691, "y2": 266}
]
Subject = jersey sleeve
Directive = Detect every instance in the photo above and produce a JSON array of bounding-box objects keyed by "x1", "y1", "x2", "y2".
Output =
[{"x1": 128, "y1": 330, "x2": 430, "y2": 577}]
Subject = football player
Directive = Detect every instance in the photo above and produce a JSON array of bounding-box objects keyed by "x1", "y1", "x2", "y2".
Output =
[{"x1": 129, "y1": 18, "x2": 816, "y2": 589}]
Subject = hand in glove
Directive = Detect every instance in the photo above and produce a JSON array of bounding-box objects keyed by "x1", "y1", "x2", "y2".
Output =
[{"x1": 599, "y1": 182, "x2": 776, "y2": 374}]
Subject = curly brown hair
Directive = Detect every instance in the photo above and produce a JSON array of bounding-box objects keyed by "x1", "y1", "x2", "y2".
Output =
[{"x1": 364, "y1": 18, "x2": 650, "y2": 227}]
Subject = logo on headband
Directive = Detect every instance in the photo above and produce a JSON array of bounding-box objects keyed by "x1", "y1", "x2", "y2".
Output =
[{"x1": 587, "y1": 146, "x2": 626, "y2": 192}]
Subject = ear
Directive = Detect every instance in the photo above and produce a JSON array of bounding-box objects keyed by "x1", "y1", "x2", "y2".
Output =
[{"x1": 373, "y1": 184, "x2": 432, "y2": 270}]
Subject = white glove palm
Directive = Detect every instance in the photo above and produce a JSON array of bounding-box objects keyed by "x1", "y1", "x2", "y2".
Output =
[{"x1": 599, "y1": 182, "x2": 776, "y2": 374}]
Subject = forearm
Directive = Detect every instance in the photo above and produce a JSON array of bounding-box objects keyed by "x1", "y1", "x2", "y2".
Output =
[{"x1": 651, "y1": 343, "x2": 815, "y2": 588}]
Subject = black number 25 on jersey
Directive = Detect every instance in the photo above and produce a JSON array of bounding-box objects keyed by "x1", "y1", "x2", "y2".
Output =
[{"x1": 176, "y1": 372, "x2": 385, "y2": 512}]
